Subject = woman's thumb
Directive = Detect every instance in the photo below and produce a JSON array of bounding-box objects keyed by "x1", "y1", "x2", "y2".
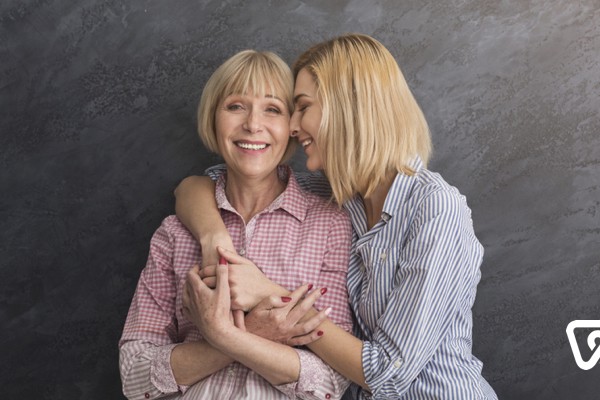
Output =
[{"x1": 217, "y1": 246, "x2": 244, "y2": 264}]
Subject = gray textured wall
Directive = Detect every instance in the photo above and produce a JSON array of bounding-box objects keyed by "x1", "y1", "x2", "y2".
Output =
[{"x1": 2, "y1": 0, "x2": 599, "y2": 399}]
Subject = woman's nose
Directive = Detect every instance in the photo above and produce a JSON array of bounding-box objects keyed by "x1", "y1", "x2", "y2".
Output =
[
  {"x1": 243, "y1": 110, "x2": 262, "y2": 132},
  {"x1": 289, "y1": 112, "x2": 299, "y2": 137}
]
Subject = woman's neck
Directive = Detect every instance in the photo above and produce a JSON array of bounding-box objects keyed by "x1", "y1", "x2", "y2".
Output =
[
  {"x1": 361, "y1": 174, "x2": 395, "y2": 230},
  {"x1": 225, "y1": 168, "x2": 285, "y2": 223}
]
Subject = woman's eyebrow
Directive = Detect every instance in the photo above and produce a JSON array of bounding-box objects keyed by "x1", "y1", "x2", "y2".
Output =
[
  {"x1": 265, "y1": 94, "x2": 284, "y2": 103},
  {"x1": 293, "y1": 93, "x2": 309, "y2": 104}
]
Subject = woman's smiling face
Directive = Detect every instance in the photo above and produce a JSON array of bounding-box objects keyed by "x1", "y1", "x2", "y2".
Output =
[
  {"x1": 215, "y1": 92, "x2": 290, "y2": 180},
  {"x1": 290, "y1": 68, "x2": 323, "y2": 171}
]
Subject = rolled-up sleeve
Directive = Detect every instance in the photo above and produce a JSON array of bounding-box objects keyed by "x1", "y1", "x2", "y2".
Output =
[
  {"x1": 119, "y1": 219, "x2": 184, "y2": 399},
  {"x1": 119, "y1": 342, "x2": 186, "y2": 399},
  {"x1": 361, "y1": 190, "x2": 482, "y2": 398},
  {"x1": 275, "y1": 348, "x2": 350, "y2": 399}
]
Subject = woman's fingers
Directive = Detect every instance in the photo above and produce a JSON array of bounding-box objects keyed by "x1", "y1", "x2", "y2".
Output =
[
  {"x1": 185, "y1": 265, "x2": 204, "y2": 290},
  {"x1": 215, "y1": 263, "x2": 230, "y2": 297},
  {"x1": 232, "y1": 309, "x2": 246, "y2": 331},
  {"x1": 183, "y1": 265, "x2": 208, "y2": 321},
  {"x1": 217, "y1": 245, "x2": 251, "y2": 265},
  {"x1": 292, "y1": 306, "x2": 331, "y2": 336},
  {"x1": 287, "y1": 328, "x2": 327, "y2": 347},
  {"x1": 199, "y1": 265, "x2": 216, "y2": 278},
  {"x1": 286, "y1": 285, "x2": 326, "y2": 323},
  {"x1": 202, "y1": 276, "x2": 217, "y2": 288}
]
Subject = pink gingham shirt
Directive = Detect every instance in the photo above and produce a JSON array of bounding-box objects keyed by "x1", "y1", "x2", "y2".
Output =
[{"x1": 119, "y1": 166, "x2": 353, "y2": 399}]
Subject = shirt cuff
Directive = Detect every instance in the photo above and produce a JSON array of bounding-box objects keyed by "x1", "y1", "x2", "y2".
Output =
[
  {"x1": 297, "y1": 349, "x2": 327, "y2": 392},
  {"x1": 150, "y1": 344, "x2": 189, "y2": 394},
  {"x1": 362, "y1": 340, "x2": 405, "y2": 397},
  {"x1": 275, "y1": 349, "x2": 325, "y2": 397}
]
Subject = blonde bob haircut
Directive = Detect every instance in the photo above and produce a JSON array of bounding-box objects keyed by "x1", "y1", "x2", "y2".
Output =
[
  {"x1": 293, "y1": 33, "x2": 432, "y2": 204},
  {"x1": 198, "y1": 50, "x2": 296, "y2": 162}
]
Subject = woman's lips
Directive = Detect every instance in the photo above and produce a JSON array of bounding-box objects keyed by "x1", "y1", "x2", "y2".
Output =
[{"x1": 235, "y1": 141, "x2": 268, "y2": 150}]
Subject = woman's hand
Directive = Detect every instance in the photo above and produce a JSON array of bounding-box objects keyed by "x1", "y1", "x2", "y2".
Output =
[
  {"x1": 243, "y1": 284, "x2": 332, "y2": 346},
  {"x1": 200, "y1": 234, "x2": 236, "y2": 268},
  {"x1": 199, "y1": 247, "x2": 288, "y2": 311},
  {"x1": 182, "y1": 262, "x2": 234, "y2": 346}
]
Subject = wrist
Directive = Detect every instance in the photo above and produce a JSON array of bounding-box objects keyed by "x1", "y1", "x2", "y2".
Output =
[
  {"x1": 209, "y1": 326, "x2": 245, "y2": 353},
  {"x1": 199, "y1": 231, "x2": 235, "y2": 251}
]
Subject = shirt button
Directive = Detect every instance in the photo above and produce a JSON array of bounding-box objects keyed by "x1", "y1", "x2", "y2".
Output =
[
  {"x1": 239, "y1": 248, "x2": 246, "y2": 256},
  {"x1": 227, "y1": 366, "x2": 235, "y2": 376},
  {"x1": 393, "y1": 358, "x2": 403, "y2": 368},
  {"x1": 380, "y1": 252, "x2": 387, "y2": 261},
  {"x1": 144, "y1": 393, "x2": 150, "y2": 399},
  {"x1": 325, "y1": 394, "x2": 331, "y2": 399}
]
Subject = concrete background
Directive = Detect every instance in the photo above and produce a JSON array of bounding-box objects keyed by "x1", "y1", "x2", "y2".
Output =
[{"x1": 1, "y1": 0, "x2": 599, "y2": 398}]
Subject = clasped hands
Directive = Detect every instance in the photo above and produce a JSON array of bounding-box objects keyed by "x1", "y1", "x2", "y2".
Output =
[{"x1": 182, "y1": 246, "x2": 330, "y2": 348}]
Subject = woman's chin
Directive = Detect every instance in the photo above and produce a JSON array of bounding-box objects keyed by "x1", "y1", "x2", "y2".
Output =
[{"x1": 305, "y1": 157, "x2": 323, "y2": 172}]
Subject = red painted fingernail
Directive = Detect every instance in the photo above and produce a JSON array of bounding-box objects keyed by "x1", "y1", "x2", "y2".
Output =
[
  {"x1": 320, "y1": 287, "x2": 327, "y2": 295},
  {"x1": 307, "y1": 284, "x2": 313, "y2": 291},
  {"x1": 281, "y1": 296, "x2": 292, "y2": 302},
  {"x1": 219, "y1": 256, "x2": 227, "y2": 265},
  {"x1": 317, "y1": 330, "x2": 324, "y2": 336}
]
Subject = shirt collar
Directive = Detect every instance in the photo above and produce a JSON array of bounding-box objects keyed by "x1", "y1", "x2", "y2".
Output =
[
  {"x1": 215, "y1": 165, "x2": 308, "y2": 222},
  {"x1": 344, "y1": 156, "x2": 423, "y2": 235},
  {"x1": 381, "y1": 156, "x2": 423, "y2": 219}
]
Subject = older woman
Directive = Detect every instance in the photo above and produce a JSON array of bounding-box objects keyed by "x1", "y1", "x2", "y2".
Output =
[
  {"x1": 119, "y1": 50, "x2": 353, "y2": 400},
  {"x1": 175, "y1": 34, "x2": 497, "y2": 399}
]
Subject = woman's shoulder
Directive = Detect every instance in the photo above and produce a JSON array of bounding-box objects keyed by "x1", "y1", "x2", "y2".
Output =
[
  {"x1": 289, "y1": 168, "x2": 332, "y2": 199},
  {"x1": 156, "y1": 215, "x2": 197, "y2": 239},
  {"x1": 394, "y1": 168, "x2": 473, "y2": 228},
  {"x1": 411, "y1": 167, "x2": 467, "y2": 203}
]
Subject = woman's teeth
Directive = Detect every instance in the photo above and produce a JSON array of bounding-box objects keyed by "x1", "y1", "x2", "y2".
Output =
[
  {"x1": 236, "y1": 142, "x2": 267, "y2": 150},
  {"x1": 301, "y1": 138, "x2": 313, "y2": 148}
]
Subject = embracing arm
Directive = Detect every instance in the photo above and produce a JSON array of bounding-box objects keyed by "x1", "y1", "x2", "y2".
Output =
[
  {"x1": 174, "y1": 175, "x2": 234, "y2": 266},
  {"x1": 308, "y1": 321, "x2": 367, "y2": 388},
  {"x1": 184, "y1": 265, "x2": 307, "y2": 385},
  {"x1": 244, "y1": 190, "x2": 482, "y2": 398}
]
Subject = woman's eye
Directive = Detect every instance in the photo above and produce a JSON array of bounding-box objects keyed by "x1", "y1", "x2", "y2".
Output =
[
  {"x1": 266, "y1": 107, "x2": 282, "y2": 114},
  {"x1": 226, "y1": 104, "x2": 244, "y2": 111}
]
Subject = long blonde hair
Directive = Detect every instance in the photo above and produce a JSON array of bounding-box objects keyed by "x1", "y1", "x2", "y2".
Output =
[{"x1": 293, "y1": 33, "x2": 431, "y2": 204}]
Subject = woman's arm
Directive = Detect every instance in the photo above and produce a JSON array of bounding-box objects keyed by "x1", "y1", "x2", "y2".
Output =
[
  {"x1": 176, "y1": 175, "x2": 291, "y2": 309},
  {"x1": 170, "y1": 341, "x2": 233, "y2": 385},
  {"x1": 247, "y1": 189, "x2": 484, "y2": 397},
  {"x1": 120, "y1": 340, "x2": 234, "y2": 398},
  {"x1": 174, "y1": 175, "x2": 235, "y2": 266},
  {"x1": 200, "y1": 247, "x2": 290, "y2": 310},
  {"x1": 244, "y1": 300, "x2": 368, "y2": 390},
  {"x1": 119, "y1": 219, "x2": 235, "y2": 398},
  {"x1": 183, "y1": 265, "x2": 316, "y2": 385}
]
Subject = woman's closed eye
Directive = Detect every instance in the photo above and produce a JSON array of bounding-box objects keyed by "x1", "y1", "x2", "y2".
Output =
[{"x1": 294, "y1": 103, "x2": 308, "y2": 113}]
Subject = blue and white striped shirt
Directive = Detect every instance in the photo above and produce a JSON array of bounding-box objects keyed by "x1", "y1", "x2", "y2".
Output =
[{"x1": 297, "y1": 159, "x2": 496, "y2": 400}]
